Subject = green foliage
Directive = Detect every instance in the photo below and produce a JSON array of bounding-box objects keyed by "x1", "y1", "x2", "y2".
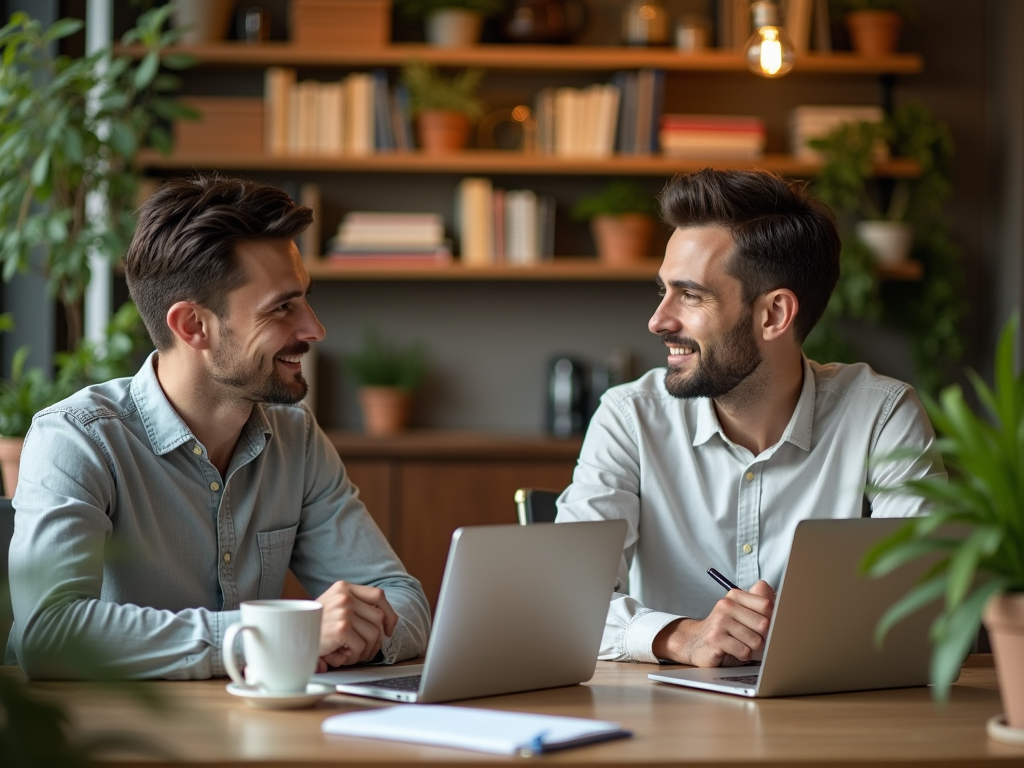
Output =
[
  {"x1": 0, "y1": 303, "x2": 151, "y2": 437},
  {"x1": 401, "y1": 61, "x2": 486, "y2": 119},
  {"x1": 571, "y1": 181, "x2": 658, "y2": 220},
  {"x1": 395, "y1": 0, "x2": 504, "y2": 20},
  {"x1": 346, "y1": 328, "x2": 428, "y2": 391},
  {"x1": 806, "y1": 102, "x2": 962, "y2": 393},
  {"x1": 0, "y1": 5, "x2": 195, "y2": 344},
  {"x1": 861, "y1": 314, "x2": 1024, "y2": 702}
]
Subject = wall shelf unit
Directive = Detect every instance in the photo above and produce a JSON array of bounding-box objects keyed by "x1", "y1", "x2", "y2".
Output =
[
  {"x1": 137, "y1": 149, "x2": 922, "y2": 178},
  {"x1": 118, "y1": 43, "x2": 922, "y2": 75}
]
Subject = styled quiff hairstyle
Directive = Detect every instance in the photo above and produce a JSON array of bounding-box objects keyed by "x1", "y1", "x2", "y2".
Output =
[
  {"x1": 124, "y1": 175, "x2": 313, "y2": 350},
  {"x1": 658, "y1": 168, "x2": 840, "y2": 343}
]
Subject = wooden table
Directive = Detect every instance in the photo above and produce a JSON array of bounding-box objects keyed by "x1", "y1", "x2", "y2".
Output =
[{"x1": 17, "y1": 656, "x2": 1024, "y2": 767}]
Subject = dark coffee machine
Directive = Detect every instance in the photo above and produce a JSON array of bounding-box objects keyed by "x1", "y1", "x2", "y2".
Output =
[{"x1": 547, "y1": 356, "x2": 588, "y2": 438}]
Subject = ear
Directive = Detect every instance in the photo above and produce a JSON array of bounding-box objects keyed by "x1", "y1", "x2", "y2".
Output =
[
  {"x1": 165, "y1": 301, "x2": 215, "y2": 352},
  {"x1": 757, "y1": 289, "x2": 799, "y2": 342}
]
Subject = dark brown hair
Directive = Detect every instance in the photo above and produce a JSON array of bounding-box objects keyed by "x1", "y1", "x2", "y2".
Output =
[
  {"x1": 124, "y1": 174, "x2": 313, "y2": 350},
  {"x1": 658, "y1": 168, "x2": 840, "y2": 343}
]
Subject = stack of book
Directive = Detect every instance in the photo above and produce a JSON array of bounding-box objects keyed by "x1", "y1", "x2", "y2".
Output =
[
  {"x1": 457, "y1": 178, "x2": 555, "y2": 267},
  {"x1": 614, "y1": 69, "x2": 665, "y2": 155},
  {"x1": 659, "y1": 114, "x2": 766, "y2": 159},
  {"x1": 790, "y1": 105, "x2": 887, "y2": 162},
  {"x1": 533, "y1": 84, "x2": 621, "y2": 158},
  {"x1": 264, "y1": 67, "x2": 413, "y2": 157},
  {"x1": 326, "y1": 212, "x2": 452, "y2": 267}
]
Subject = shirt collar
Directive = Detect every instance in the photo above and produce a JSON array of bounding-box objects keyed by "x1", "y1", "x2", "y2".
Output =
[
  {"x1": 691, "y1": 354, "x2": 816, "y2": 452},
  {"x1": 130, "y1": 351, "x2": 273, "y2": 457}
]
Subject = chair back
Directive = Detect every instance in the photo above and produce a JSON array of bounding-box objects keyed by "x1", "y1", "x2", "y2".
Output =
[
  {"x1": 0, "y1": 497, "x2": 14, "y2": 648},
  {"x1": 513, "y1": 488, "x2": 560, "y2": 525}
]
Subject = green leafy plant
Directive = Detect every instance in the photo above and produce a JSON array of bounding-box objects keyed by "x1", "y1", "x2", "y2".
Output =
[
  {"x1": 401, "y1": 61, "x2": 486, "y2": 119},
  {"x1": 571, "y1": 180, "x2": 658, "y2": 220},
  {"x1": 395, "y1": 0, "x2": 504, "y2": 20},
  {"x1": 0, "y1": 304, "x2": 151, "y2": 438},
  {"x1": 0, "y1": 6, "x2": 195, "y2": 346},
  {"x1": 861, "y1": 313, "x2": 1024, "y2": 702},
  {"x1": 346, "y1": 328, "x2": 428, "y2": 391},
  {"x1": 805, "y1": 102, "x2": 962, "y2": 394}
]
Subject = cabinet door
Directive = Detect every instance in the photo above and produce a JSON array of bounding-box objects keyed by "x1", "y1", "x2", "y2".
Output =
[{"x1": 395, "y1": 460, "x2": 576, "y2": 606}]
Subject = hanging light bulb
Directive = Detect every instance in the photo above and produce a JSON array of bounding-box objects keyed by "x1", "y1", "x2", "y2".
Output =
[{"x1": 744, "y1": 1, "x2": 795, "y2": 78}]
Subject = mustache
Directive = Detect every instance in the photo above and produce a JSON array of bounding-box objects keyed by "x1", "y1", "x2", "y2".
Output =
[
  {"x1": 277, "y1": 342, "x2": 311, "y2": 358},
  {"x1": 661, "y1": 334, "x2": 701, "y2": 354}
]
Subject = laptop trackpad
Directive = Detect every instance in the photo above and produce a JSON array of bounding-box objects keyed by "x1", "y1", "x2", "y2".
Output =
[{"x1": 313, "y1": 664, "x2": 425, "y2": 686}]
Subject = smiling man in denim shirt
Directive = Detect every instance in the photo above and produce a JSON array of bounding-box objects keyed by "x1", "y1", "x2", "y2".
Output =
[{"x1": 8, "y1": 175, "x2": 430, "y2": 679}]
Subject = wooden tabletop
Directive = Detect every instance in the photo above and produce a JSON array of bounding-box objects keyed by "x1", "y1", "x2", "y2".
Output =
[{"x1": 15, "y1": 655, "x2": 1024, "y2": 767}]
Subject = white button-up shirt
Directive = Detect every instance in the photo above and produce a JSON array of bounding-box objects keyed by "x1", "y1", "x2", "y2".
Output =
[{"x1": 556, "y1": 357, "x2": 943, "y2": 663}]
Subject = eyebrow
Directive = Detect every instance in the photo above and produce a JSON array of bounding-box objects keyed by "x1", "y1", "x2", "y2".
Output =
[
  {"x1": 261, "y1": 281, "x2": 313, "y2": 311},
  {"x1": 655, "y1": 276, "x2": 716, "y2": 296}
]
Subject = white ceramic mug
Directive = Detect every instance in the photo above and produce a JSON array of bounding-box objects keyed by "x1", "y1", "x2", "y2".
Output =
[{"x1": 222, "y1": 600, "x2": 322, "y2": 694}]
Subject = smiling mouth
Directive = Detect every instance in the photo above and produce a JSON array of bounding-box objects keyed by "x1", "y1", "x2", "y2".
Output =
[{"x1": 669, "y1": 346, "x2": 695, "y2": 355}]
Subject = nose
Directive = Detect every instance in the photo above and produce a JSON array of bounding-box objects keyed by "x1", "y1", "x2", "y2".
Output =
[
  {"x1": 299, "y1": 301, "x2": 326, "y2": 343},
  {"x1": 648, "y1": 294, "x2": 679, "y2": 337}
]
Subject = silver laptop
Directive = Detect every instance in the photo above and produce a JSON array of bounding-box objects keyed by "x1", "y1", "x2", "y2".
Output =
[
  {"x1": 649, "y1": 518, "x2": 952, "y2": 698},
  {"x1": 314, "y1": 519, "x2": 627, "y2": 703}
]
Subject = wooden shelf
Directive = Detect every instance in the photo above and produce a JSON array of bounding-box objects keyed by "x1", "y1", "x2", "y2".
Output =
[
  {"x1": 326, "y1": 430, "x2": 583, "y2": 459},
  {"x1": 118, "y1": 43, "x2": 923, "y2": 74},
  {"x1": 307, "y1": 257, "x2": 660, "y2": 281},
  {"x1": 138, "y1": 149, "x2": 922, "y2": 178}
]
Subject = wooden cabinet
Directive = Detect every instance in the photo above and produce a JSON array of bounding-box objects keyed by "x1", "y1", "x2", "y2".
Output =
[{"x1": 330, "y1": 432, "x2": 580, "y2": 605}]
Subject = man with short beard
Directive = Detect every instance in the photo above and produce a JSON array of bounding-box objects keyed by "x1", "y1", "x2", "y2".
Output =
[
  {"x1": 556, "y1": 169, "x2": 943, "y2": 668},
  {"x1": 8, "y1": 175, "x2": 430, "y2": 679}
]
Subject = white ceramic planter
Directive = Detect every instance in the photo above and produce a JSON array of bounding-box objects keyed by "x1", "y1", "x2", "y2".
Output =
[
  {"x1": 855, "y1": 220, "x2": 913, "y2": 267},
  {"x1": 173, "y1": 0, "x2": 235, "y2": 45},
  {"x1": 425, "y1": 9, "x2": 484, "y2": 47}
]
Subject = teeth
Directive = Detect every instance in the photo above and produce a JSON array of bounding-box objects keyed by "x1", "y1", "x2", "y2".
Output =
[
  {"x1": 670, "y1": 347, "x2": 694, "y2": 355},
  {"x1": 278, "y1": 355, "x2": 302, "y2": 364}
]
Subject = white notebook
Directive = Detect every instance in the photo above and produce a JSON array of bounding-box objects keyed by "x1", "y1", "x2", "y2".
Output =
[{"x1": 321, "y1": 705, "x2": 630, "y2": 756}]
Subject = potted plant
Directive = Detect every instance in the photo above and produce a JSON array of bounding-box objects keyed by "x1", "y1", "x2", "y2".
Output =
[
  {"x1": 572, "y1": 180, "x2": 659, "y2": 266},
  {"x1": 832, "y1": 0, "x2": 911, "y2": 56},
  {"x1": 0, "y1": 5, "x2": 194, "y2": 347},
  {"x1": 401, "y1": 61, "x2": 486, "y2": 153},
  {"x1": 346, "y1": 328, "x2": 428, "y2": 436},
  {"x1": 861, "y1": 314, "x2": 1024, "y2": 738},
  {"x1": 807, "y1": 101, "x2": 961, "y2": 394},
  {"x1": 395, "y1": 0, "x2": 503, "y2": 47}
]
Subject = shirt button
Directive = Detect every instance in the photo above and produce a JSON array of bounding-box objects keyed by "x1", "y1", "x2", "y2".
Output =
[
  {"x1": 223, "y1": 552, "x2": 231, "y2": 563},
  {"x1": 210, "y1": 481, "x2": 220, "y2": 491},
  {"x1": 745, "y1": 472, "x2": 754, "y2": 482},
  {"x1": 743, "y1": 543, "x2": 753, "y2": 554},
  {"x1": 192, "y1": 445, "x2": 202, "y2": 455}
]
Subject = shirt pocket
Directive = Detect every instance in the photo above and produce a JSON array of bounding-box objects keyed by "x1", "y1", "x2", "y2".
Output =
[{"x1": 257, "y1": 524, "x2": 298, "y2": 600}]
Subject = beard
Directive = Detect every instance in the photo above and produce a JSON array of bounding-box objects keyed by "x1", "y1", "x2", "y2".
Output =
[
  {"x1": 211, "y1": 329, "x2": 310, "y2": 405},
  {"x1": 663, "y1": 308, "x2": 762, "y2": 400}
]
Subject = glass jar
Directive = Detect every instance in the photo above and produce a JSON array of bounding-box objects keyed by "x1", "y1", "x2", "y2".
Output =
[{"x1": 622, "y1": 0, "x2": 670, "y2": 46}]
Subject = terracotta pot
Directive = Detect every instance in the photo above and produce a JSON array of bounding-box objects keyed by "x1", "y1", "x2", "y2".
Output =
[
  {"x1": 984, "y1": 592, "x2": 1024, "y2": 729},
  {"x1": 845, "y1": 10, "x2": 903, "y2": 56},
  {"x1": 425, "y1": 8, "x2": 484, "y2": 47},
  {"x1": 855, "y1": 220, "x2": 913, "y2": 267},
  {"x1": 173, "y1": 0, "x2": 235, "y2": 45},
  {"x1": 358, "y1": 387, "x2": 413, "y2": 436},
  {"x1": 416, "y1": 110, "x2": 472, "y2": 153},
  {"x1": 590, "y1": 214, "x2": 656, "y2": 266},
  {"x1": 0, "y1": 435, "x2": 23, "y2": 497}
]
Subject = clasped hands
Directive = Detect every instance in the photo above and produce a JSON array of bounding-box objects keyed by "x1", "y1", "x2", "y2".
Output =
[
  {"x1": 652, "y1": 580, "x2": 776, "y2": 667},
  {"x1": 314, "y1": 581, "x2": 398, "y2": 671}
]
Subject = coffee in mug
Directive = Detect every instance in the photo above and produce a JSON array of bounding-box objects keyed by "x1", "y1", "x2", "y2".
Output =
[{"x1": 222, "y1": 599, "x2": 322, "y2": 694}]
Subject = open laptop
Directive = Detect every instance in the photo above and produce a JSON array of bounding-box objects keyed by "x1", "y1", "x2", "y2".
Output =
[
  {"x1": 649, "y1": 518, "x2": 952, "y2": 698},
  {"x1": 314, "y1": 519, "x2": 627, "y2": 703}
]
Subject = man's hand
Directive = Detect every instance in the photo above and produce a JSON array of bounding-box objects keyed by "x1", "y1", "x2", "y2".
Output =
[
  {"x1": 314, "y1": 581, "x2": 399, "y2": 670},
  {"x1": 652, "y1": 580, "x2": 776, "y2": 667}
]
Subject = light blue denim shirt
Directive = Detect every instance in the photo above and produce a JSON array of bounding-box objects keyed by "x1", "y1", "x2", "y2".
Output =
[
  {"x1": 7, "y1": 352, "x2": 430, "y2": 679},
  {"x1": 556, "y1": 357, "x2": 944, "y2": 663}
]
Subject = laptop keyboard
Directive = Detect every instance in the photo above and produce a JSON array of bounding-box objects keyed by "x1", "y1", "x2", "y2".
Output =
[
  {"x1": 720, "y1": 674, "x2": 760, "y2": 685},
  {"x1": 359, "y1": 674, "x2": 422, "y2": 691}
]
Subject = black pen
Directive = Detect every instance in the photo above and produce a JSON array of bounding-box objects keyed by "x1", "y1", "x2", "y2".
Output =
[{"x1": 707, "y1": 567, "x2": 739, "y2": 592}]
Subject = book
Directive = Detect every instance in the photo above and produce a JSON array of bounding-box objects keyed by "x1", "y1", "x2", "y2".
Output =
[
  {"x1": 345, "y1": 72, "x2": 375, "y2": 156},
  {"x1": 321, "y1": 705, "x2": 631, "y2": 756},
  {"x1": 264, "y1": 66, "x2": 296, "y2": 156},
  {"x1": 786, "y1": 0, "x2": 812, "y2": 53},
  {"x1": 456, "y1": 177, "x2": 494, "y2": 266},
  {"x1": 372, "y1": 69, "x2": 396, "y2": 152}
]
